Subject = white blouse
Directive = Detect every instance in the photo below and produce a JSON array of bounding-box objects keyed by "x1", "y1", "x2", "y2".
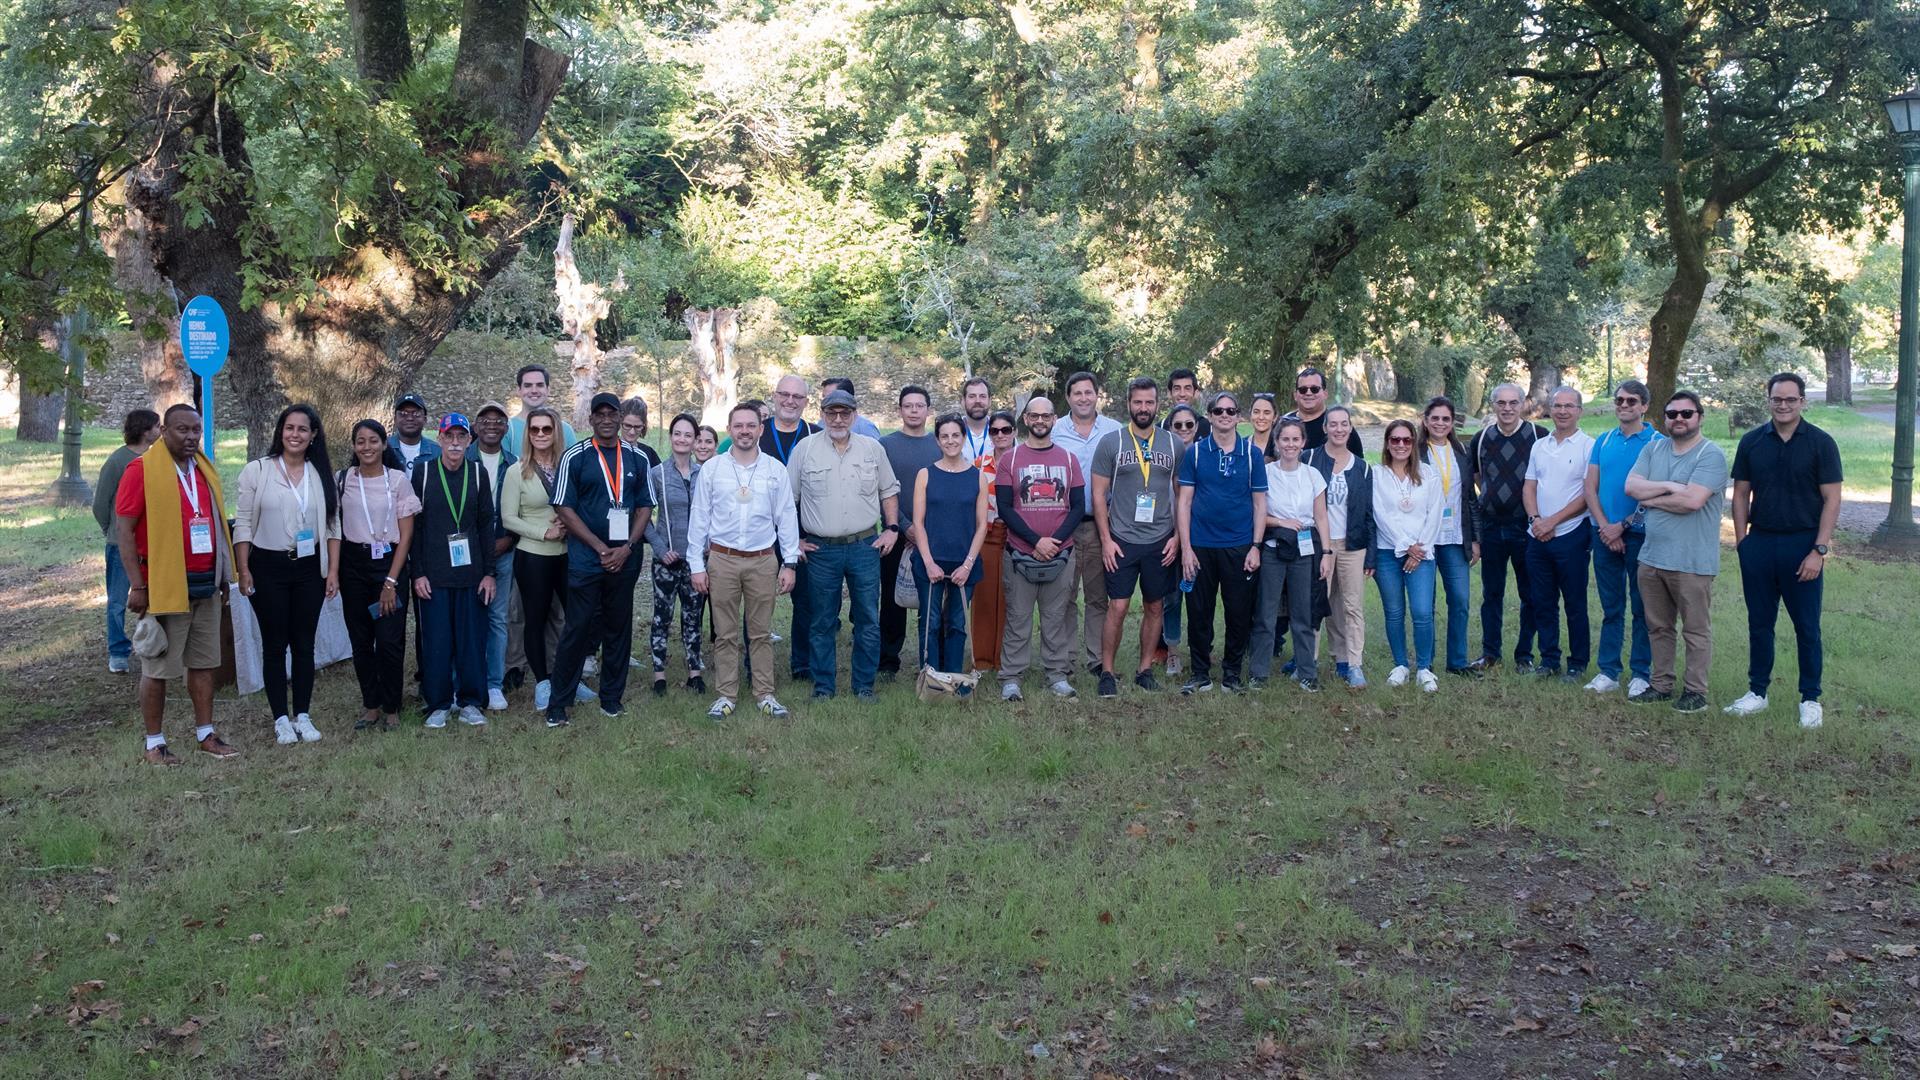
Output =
[
  {"x1": 1264, "y1": 460, "x2": 1327, "y2": 525},
  {"x1": 1371, "y1": 462, "x2": 1442, "y2": 560}
]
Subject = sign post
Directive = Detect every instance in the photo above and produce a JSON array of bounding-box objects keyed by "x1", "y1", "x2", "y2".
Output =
[{"x1": 179, "y1": 296, "x2": 231, "y2": 458}]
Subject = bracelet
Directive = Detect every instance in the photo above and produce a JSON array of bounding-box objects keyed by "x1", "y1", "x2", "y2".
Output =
[{"x1": 382, "y1": 579, "x2": 397, "y2": 588}]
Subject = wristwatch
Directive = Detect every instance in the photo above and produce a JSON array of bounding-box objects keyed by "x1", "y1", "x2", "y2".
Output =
[
  {"x1": 884, "y1": 523, "x2": 902, "y2": 534},
  {"x1": 1814, "y1": 543, "x2": 1830, "y2": 556}
]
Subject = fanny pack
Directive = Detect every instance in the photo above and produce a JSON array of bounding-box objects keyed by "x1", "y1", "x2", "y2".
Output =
[
  {"x1": 186, "y1": 569, "x2": 217, "y2": 600},
  {"x1": 1008, "y1": 547, "x2": 1069, "y2": 585}
]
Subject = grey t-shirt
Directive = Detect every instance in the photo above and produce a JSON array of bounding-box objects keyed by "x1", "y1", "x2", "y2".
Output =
[
  {"x1": 880, "y1": 431, "x2": 942, "y2": 519},
  {"x1": 1633, "y1": 437, "x2": 1729, "y2": 576},
  {"x1": 1091, "y1": 426, "x2": 1184, "y2": 545}
]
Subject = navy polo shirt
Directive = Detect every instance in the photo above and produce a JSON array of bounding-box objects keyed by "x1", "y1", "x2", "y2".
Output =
[
  {"x1": 553, "y1": 438, "x2": 655, "y2": 573},
  {"x1": 1730, "y1": 420, "x2": 1842, "y2": 534},
  {"x1": 1177, "y1": 433, "x2": 1267, "y2": 547}
]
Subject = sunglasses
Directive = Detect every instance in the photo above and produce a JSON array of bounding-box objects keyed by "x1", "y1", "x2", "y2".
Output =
[
  {"x1": 1295, "y1": 385, "x2": 1323, "y2": 394},
  {"x1": 1210, "y1": 407, "x2": 1238, "y2": 416},
  {"x1": 528, "y1": 424, "x2": 554, "y2": 434},
  {"x1": 989, "y1": 425, "x2": 1014, "y2": 435},
  {"x1": 1171, "y1": 420, "x2": 1197, "y2": 429},
  {"x1": 1387, "y1": 436, "x2": 1414, "y2": 446},
  {"x1": 1614, "y1": 397, "x2": 1642, "y2": 406},
  {"x1": 1664, "y1": 408, "x2": 1697, "y2": 420}
]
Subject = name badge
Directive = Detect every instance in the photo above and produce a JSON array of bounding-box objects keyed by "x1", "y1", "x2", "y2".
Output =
[
  {"x1": 1442, "y1": 507, "x2": 1454, "y2": 520},
  {"x1": 295, "y1": 528, "x2": 317, "y2": 559},
  {"x1": 1133, "y1": 491, "x2": 1157, "y2": 524},
  {"x1": 608, "y1": 506, "x2": 630, "y2": 543},
  {"x1": 1296, "y1": 528, "x2": 1314, "y2": 557},
  {"x1": 370, "y1": 540, "x2": 390, "y2": 559},
  {"x1": 448, "y1": 532, "x2": 471, "y2": 568},
  {"x1": 188, "y1": 516, "x2": 214, "y2": 555}
]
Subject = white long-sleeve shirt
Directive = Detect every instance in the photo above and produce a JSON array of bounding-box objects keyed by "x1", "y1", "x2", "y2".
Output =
[
  {"x1": 686, "y1": 450, "x2": 801, "y2": 574},
  {"x1": 1371, "y1": 461, "x2": 1442, "y2": 559}
]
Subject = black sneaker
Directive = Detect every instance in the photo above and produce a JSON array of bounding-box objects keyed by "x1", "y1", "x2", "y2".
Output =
[
  {"x1": 1513, "y1": 658, "x2": 1537, "y2": 675},
  {"x1": 1446, "y1": 666, "x2": 1485, "y2": 680},
  {"x1": 1180, "y1": 678, "x2": 1214, "y2": 696},
  {"x1": 1671, "y1": 691, "x2": 1709, "y2": 713},
  {"x1": 545, "y1": 711, "x2": 569, "y2": 729},
  {"x1": 1558, "y1": 670, "x2": 1582, "y2": 684},
  {"x1": 1470, "y1": 655, "x2": 1496, "y2": 671},
  {"x1": 1629, "y1": 686, "x2": 1673, "y2": 705},
  {"x1": 1532, "y1": 664, "x2": 1562, "y2": 679},
  {"x1": 1298, "y1": 676, "x2": 1320, "y2": 693},
  {"x1": 1220, "y1": 677, "x2": 1244, "y2": 694},
  {"x1": 812, "y1": 689, "x2": 834, "y2": 700},
  {"x1": 1134, "y1": 671, "x2": 1160, "y2": 692},
  {"x1": 652, "y1": 678, "x2": 667, "y2": 697},
  {"x1": 1097, "y1": 671, "x2": 1119, "y2": 698},
  {"x1": 687, "y1": 675, "x2": 707, "y2": 695}
]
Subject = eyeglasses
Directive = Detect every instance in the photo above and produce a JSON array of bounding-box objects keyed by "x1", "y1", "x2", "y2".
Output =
[
  {"x1": 772, "y1": 390, "x2": 806, "y2": 401},
  {"x1": 1210, "y1": 406, "x2": 1238, "y2": 416},
  {"x1": 1664, "y1": 409, "x2": 1697, "y2": 420},
  {"x1": 1614, "y1": 396, "x2": 1641, "y2": 406},
  {"x1": 1026, "y1": 412, "x2": 1056, "y2": 421},
  {"x1": 1769, "y1": 396, "x2": 1802, "y2": 406},
  {"x1": 1295, "y1": 385, "x2": 1323, "y2": 394},
  {"x1": 1387, "y1": 436, "x2": 1414, "y2": 446},
  {"x1": 989, "y1": 425, "x2": 1014, "y2": 435},
  {"x1": 1493, "y1": 399, "x2": 1522, "y2": 408}
]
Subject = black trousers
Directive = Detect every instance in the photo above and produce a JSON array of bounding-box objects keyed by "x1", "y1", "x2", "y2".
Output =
[
  {"x1": 878, "y1": 538, "x2": 913, "y2": 674},
  {"x1": 339, "y1": 543, "x2": 407, "y2": 714},
  {"x1": 1187, "y1": 544, "x2": 1256, "y2": 683},
  {"x1": 549, "y1": 560, "x2": 640, "y2": 716},
  {"x1": 515, "y1": 549, "x2": 568, "y2": 683},
  {"x1": 249, "y1": 548, "x2": 325, "y2": 719}
]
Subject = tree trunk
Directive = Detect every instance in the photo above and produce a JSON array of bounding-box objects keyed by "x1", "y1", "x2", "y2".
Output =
[
  {"x1": 1644, "y1": 247, "x2": 1709, "y2": 428},
  {"x1": 102, "y1": 188, "x2": 192, "y2": 410},
  {"x1": 1526, "y1": 358, "x2": 1563, "y2": 412},
  {"x1": 554, "y1": 213, "x2": 621, "y2": 431},
  {"x1": 687, "y1": 307, "x2": 741, "y2": 430},
  {"x1": 1823, "y1": 341, "x2": 1853, "y2": 405},
  {"x1": 15, "y1": 387, "x2": 63, "y2": 442}
]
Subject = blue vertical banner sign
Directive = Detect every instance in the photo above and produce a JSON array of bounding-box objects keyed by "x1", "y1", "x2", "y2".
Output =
[{"x1": 179, "y1": 296, "x2": 231, "y2": 457}]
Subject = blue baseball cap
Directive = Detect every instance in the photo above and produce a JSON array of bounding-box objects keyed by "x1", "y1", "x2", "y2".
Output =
[{"x1": 438, "y1": 412, "x2": 471, "y2": 434}]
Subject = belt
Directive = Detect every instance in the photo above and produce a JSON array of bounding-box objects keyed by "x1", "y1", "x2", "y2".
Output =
[
  {"x1": 708, "y1": 543, "x2": 774, "y2": 559},
  {"x1": 806, "y1": 528, "x2": 878, "y2": 546}
]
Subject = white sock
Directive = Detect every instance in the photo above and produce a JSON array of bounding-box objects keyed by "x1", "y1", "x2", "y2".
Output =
[
  {"x1": 194, "y1": 724, "x2": 215, "y2": 742},
  {"x1": 145, "y1": 734, "x2": 166, "y2": 751}
]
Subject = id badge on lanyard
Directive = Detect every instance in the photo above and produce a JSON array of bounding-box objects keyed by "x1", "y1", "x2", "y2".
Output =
[
  {"x1": 296, "y1": 528, "x2": 316, "y2": 558},
  {"x1": 179, "y1": 463, "x2": 213, "y2": 554},
  {"x1": 1296, "y1": 528, "x2": 1314, "y2": 557},
  {"x1": 1134, "y1": 491, "x2": 1157, "y2": 524},
  {"x1": 598, "y1": 445, "x2": 630, "y2": 543},
  {"x1": 448, "y1": 532, "x2": 472, "y2": 567},
  {"x1": 608, "y1": 506, "x2": 630, "y2": 543}
]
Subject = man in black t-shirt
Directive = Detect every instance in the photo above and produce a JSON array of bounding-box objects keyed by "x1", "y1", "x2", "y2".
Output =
[{"x1": 1281, "y1": 366, "x2": 1365, "y2": 454}]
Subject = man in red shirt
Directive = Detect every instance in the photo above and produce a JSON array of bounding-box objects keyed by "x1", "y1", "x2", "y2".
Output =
[{"x1": 115, "y1": 404, "x2": 240, "y2": 764}]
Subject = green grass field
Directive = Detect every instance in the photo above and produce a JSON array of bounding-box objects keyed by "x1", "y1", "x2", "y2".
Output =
[{"x1": 3, "y1": 426, "x2": 1919, "y2": 1078}]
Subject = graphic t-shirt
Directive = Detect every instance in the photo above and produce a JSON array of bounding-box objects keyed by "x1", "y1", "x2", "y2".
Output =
[
  {"x1": 994, "y1": 443, "x2": 1083, "y2": 556},
  {"x1": 1091, "y1": 427, "x2": 1182, "y2": 546}
]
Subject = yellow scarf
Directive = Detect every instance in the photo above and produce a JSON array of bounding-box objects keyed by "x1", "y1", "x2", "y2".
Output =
[{"x1": 140, "y1": 442, "x2": 234, "y2": 614}]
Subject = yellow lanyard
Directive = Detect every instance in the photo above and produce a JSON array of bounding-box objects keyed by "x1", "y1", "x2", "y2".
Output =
[
  {"x1": 1132, "y1": 431, "x2": 1155, "y2": 486},
  {"x1": 1431, "y1": 445, "x2": 1454, "y2": 497}
]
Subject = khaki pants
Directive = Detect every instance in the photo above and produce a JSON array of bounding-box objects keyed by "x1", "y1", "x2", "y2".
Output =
[
  {"x1": 1324, "y1": 548, "x2": 1368, "y2": 668},
  {"x1": 1638, "y1": 565, "x2": 1713, "y2": 695},
  {"x1": 708, "y1": 549, "x2": 778, "y2": 702},
  {"x1": 1070, "y1": 519, "x2": 1108, "y2": 672},
  {"x1": 1000, "y1": 551, "x2": 1075, "y2": 683}
]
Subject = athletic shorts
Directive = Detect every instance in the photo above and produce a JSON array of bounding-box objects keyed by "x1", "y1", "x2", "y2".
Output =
[{"x1": 1105, "y1": 536, "x2": 1177, "y2": 603}]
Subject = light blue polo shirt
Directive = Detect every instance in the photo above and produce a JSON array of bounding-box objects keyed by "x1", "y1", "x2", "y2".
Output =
[
  {"x1": 1177, "y1": 433, "x2": 1267, "y2": 548},
  {"x1": 1590, "y1": 424, "x2": 1663, "y2": 530}
]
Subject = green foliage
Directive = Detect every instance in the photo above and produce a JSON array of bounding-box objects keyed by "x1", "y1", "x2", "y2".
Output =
[
  {"x1": 943, "y1": 212, "x2": 1123, "y2": 391},
  {"x1": 1485, "y1": 233, "x2": 1608, "y2": 384}
]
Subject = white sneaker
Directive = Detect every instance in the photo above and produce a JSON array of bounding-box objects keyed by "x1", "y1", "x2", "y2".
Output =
[
  {"x1": 1165, "y1": 653, "x2": 1182, "y2": 678},
  {"x1": 425, "y1": 710, "x2": 448, "y2": 729},
  {"x1": 108, "y1": 655, "x2": 130, "y2": 674},
  {"x1": 1584, "y1": 674, "x2": 1619, "y2": 694},
  {"x1": 1799, "y1": 701, "x2": 1824, "y2": 729},
  {"x1": 1627, "y1": 677, "x2": 1651, "y2": 698},
  {"x1": 293, "y1": 714, "x2": 322, "y2": 742},
  {"x1": 1723, "y1": 691, "x2": 1769, "y2": 716},
  {"x1": 534, "y1": 679, "x2": 551, "y2": 710},
  {"x1": 758, "y1": 696, "x2": 790, "y2": 719},
  {"x1": 575, "y1": 682, "x2": 595, "y2": 703},
  {"x1": 707, "y1": 697, "x2": 735, "y2": 719},
  {"x1": 459, "y1": 705, "x2": 487, "y2": 726},
  {"x1": 487, "y1": 688, "x2": 508, "y2": 711},
  {"x1": 1416, "y1": 669, "x2": 1439, "y2": 693},
  {"x1": 770, "y1": 631, "x2": 783, "y2": 643},
  {"x1": 1387, "y1": 665, "x2": 1410, "y2": 687},
  {"x1": 1002, "y1": 681, "x2": 1023, "y2": 702},
  {"x1": 1050, "y1": 679, "x2": 1077, "y2": 700},
  {"x1": 582, "y1": 656, "x2": 598, "y2": 677},
  {"x1": 274, "y1": 716, "x2": 298, "y2": 745}
]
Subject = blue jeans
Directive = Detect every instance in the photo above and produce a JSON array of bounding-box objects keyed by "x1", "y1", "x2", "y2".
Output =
[
  {"x1": 486, "y1": 548, "x2": 515, "y2": 690},
  {"x1": 1478, "y1": 521, "x2": 1537, "y2": 664},
  {"x1": 1737, "y1": 529, "x2": 1824, "y2": 701},
  {"x1": 105, "y1": 542, "x2": 131, "y2": 660},
  {"x1": 1162, "y1": 592, "x2": 1182, "y2": 646},
  {"x1": 1527, "y1": 521, "x2": 1592, "y2": 673},
  {"x1": 806, "y1": 540, "x2": 880, "y2": 696},
  {"x1": 419, "y1": 585, "x2": 487, "y2": 712},
  {"x1": 1592, "y1": 529, "x2": 1649, "y2": 682},
  {"x1": 1434, "y1": 543, "x2": 1472, "y2": 671},
  {"x1": 1373, "y1": 551, "x2": 1436, "y2": 671},
  {"x1": 912, "y1": 554, "x2": 972, "y2": 673}
]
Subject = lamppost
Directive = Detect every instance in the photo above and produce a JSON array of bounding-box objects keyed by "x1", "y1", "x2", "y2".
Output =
[
  {"x1": 47, "y1": 162, "x2": 98, "y2": 508},
  {"x1": 1878, "y1": 89, "x2": 1920, "y2": 546}
]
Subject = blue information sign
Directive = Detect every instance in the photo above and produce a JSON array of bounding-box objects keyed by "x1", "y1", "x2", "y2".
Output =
[{"x1": 179, "y1": 296, "x2": 230, "y2": 455}]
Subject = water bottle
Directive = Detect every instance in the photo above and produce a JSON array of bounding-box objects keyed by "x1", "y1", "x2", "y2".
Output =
[{"x1": 1179, "y1": 574, "x2": 1194, "y2": 594}]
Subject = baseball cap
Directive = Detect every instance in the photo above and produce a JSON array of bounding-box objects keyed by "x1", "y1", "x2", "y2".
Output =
[
  {"x1": 475, "y1": 400, "x2": 509, "y2": 418},
  {"x1": 589, "y1": 392, "x2": 623, "y2": 414},
  {"x1": 395, "y1": 393, "x2": 428, "y2": 412},
  {"x1": 439, "y1": 412, "x2": 471, "y2": 434},
  {"x1": 821, "y1": 389, "x2": 856, "y2": 411}
]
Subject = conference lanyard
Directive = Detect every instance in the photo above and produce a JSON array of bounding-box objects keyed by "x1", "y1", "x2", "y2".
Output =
[
  {"x1": 1132, "y1": 430, "x2": 1156, "y2": 486},
  {"x1": 276, "y1": 456, "x2": 311, "y2": 521},
  {"x1": 436, "y1": 461, "x2": 469, "y2": 524},
  {"x1": 1430, "y1": 445, "x2": 1454, "y2": 497},
  {"x1": 356, "y1": 469, "x2": 394, "y2": 542},
  {"x1": 596, "y1": 443, "x2": 624, "y2": 508},
  {"x1": 175, "y1": 461, "x2": 203, "y2": 516},
  {"x1": 966, "y1": 424, "x2": 989, "y2": 462}
]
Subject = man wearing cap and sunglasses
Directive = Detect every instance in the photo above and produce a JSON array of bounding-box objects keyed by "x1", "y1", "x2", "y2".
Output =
[
  {"x1": 545, "y1": 392, "x2": 656, "y2": 728},
  {"x1": 789, "y1": 388, "x2": 901, "y2": 700},
  {"x1": 1624, "y1": 390, "x2": 1726, "y2": 714}
]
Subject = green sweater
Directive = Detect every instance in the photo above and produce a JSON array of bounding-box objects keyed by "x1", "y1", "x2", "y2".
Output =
[{"x1": 93, "y1": 444, "x2": 141, "y2": 538}]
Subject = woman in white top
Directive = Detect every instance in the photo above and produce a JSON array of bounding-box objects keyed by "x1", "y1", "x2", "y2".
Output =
[
  {"x1": 336, "y1": 418, "x2": 421, "y2": 731},
  {"x1": 1371, "y1": 418, "x2": 1443, "y2": 692},
  {"x1": 233, "y1": 404, "x2": 343, "y2": 743},
  {"x1": 1249, "y1": 418, "x2": 1333, "y2": 690},
  {"x1": 1305, "y1": 405, "x2": 1374, "y2": 688},
  {"x1": 1420, "y1": 396, "x2": 1481, "y2": 678}
]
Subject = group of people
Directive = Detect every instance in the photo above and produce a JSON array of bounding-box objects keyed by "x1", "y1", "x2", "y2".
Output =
[{"x1": 97, "y1": 360, "x2": 1842, "y2": 764}]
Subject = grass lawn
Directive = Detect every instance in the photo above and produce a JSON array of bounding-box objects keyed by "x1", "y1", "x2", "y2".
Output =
[{"x1": 4, "y1": 427, "x2": 1920, "y2": 1078}]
